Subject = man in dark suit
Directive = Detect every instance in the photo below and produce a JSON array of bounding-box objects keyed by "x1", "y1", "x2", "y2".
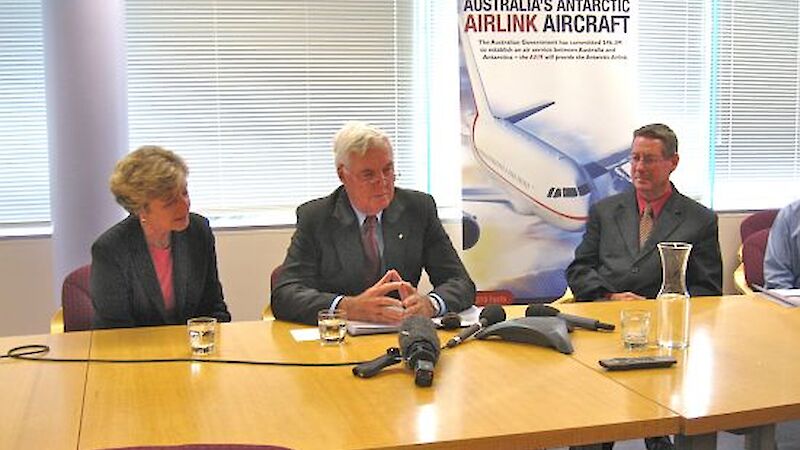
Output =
[
  {"x1": 567, "y1": 123, "x2": 722, "y2": 302},
  {"x1": 567, "y1": 124, "x2": 721, "y2": 450},
  {"x1": 272, "y1": 121, "x2": 475, "y2": 325}
]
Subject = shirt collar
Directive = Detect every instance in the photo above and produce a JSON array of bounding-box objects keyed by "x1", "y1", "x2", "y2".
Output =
[
  {"x1": 636, "y1": 185, "x2": 673, "y2": 219},
  {"x1": 349, "y1": 202, "x2": 383, "y2": 226}
]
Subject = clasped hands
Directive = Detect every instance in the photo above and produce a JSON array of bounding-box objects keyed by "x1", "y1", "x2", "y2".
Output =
[{"x1": 338, "y1": 269, "x2": 434, "y2": 324}]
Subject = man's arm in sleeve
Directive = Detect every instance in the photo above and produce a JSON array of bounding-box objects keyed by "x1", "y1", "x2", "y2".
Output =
[
  {"x1": 566, "y1": 205, "x2": 615, "y2": 301},
  {"x1": 422, "y1": 195, "x2": 475, "y2": 314},
  {"x1": 686, "y1": 212, "x2": 723, "y2": 296},
  {"x1": 764, "y1": 207, "x2": 797, "y2": 289},
  {"x1": 271, "y1": 206, "x2": 340, "y2": 325}
]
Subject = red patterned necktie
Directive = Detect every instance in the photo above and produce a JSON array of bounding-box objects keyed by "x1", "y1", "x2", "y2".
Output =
[
  {"x1": 361, "y1": 215, "x2": 381, "y2": 285},
  {"x1": 639, "y1": 204, "x2": 654, "y2": 249}
]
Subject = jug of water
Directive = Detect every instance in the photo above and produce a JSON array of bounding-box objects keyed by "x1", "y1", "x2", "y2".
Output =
[{"x1": 656, "y1": 242, "x2": 692, "y2": 349}]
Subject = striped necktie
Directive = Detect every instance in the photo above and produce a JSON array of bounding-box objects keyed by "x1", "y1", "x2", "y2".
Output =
[
  {"x1": 361, "y1": 215, "x2": 381, "y2": 285},
  {"x1": 639, "y1": 204, "x2": 654, "y2": 249}
]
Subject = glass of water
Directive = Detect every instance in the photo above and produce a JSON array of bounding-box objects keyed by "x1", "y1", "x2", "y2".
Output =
[
  {"x1": 317, "y1": 309, "x2": 347, "y2": 345},
  {"x1": 620, "y1": 309, "x2": 650, "y2": 350},
  {"x1": 187, "y1": 317, "x2": 217, "y2": 355}
]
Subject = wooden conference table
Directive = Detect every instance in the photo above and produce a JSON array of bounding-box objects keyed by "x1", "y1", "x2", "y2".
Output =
[
  {"x1": 557, "y1": 295, "x2": 800, "y2": 449},
  {"x1": 0, "y1": 294, "x2": 796, "y2": 449}
]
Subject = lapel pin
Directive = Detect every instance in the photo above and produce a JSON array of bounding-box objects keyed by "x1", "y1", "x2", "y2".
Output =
[{"x1": 398, "y1": 233, "x2": 404, "y2": 240}]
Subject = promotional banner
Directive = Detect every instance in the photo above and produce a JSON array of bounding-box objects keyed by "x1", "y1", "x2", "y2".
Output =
[{"x1": 459, "y1": 0, "x2": 638, "y2": 300}]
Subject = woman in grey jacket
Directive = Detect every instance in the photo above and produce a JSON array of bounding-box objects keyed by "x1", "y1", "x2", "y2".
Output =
[{"x1": 90, "y1": 146, "x2": 231, "y2": 329}]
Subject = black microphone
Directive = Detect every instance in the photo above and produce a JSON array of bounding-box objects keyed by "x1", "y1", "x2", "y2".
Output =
[
  {"x1": 525, "y1": 304, "x2": 615, "y2": 331},
  {"x1": 398, "y1": 316, "x2": 441, "y2": 387},
  {"x1": 445, "y1": 304, "x2": 506, "y2": 348},
  {"x1": 439, "y1": 312, "x2": 462, "y2": 330}
]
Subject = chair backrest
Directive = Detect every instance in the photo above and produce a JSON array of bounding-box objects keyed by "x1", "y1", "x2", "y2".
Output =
[
  {"x1": 263, "y1": 264, "x2": 284, "y2": 321},
  {"x1": 270, "y1": 264, "x2": 284, "y2": 291},
  {"x1": 475, "y1": 290, "x2": 514, "y2": 306},
  {"x1": 738, "y1": 209, "x2": 780, "y2": 290},
  {"x1": 61, "y1": 264, "x2": 95, "y2": 332},
  {"x1": 740, "y1": 209, "x2": 779, "y2": 242},
  {"x1": 742, "y1": 228, "x2": 770, "y2": 288}
]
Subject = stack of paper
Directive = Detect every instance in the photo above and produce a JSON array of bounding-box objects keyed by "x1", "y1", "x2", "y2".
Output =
[{"x1": 346, "y1": 305, "x2": 482, "y2": 336}]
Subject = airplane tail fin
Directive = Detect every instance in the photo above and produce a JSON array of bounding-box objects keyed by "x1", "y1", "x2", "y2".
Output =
[{"x1": 458, "y1": 14, "x2": 492, "y2": 116}]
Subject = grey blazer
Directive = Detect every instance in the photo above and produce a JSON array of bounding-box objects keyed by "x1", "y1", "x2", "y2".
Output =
[
  {"x1": 90, "y1": 213, "x2": 231, "y2": 329},
  {"x1": 272, "y1": 186, "x2": 476, "y2": 325},
  {"x1": 566, "y1": 187, "x2": 722, "y2": 301}
]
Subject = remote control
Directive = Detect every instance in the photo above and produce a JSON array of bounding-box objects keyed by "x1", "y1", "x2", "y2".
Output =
[{"x1": 599, "y1": 356, "x2": 677, "y2": 371}]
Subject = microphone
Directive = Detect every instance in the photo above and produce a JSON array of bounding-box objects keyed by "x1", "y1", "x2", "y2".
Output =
[
  {"x1": 525, "y1": 304, "x2": 615, "y2": 331},
  {"x1": 439, "y1": 312, "x2": 462, "y2": 330},
  {"x1": 398, "y1": 316, "x2": 441, "y2": 387},
  {"x1": 445, "y1": 304, "x2": 506, "y2": 348}
]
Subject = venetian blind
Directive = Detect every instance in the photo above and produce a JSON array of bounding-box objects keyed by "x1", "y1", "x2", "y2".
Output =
[
  {"x1": 126, "y1": 0, "x2": 420, "y2": 225},
  {"x1": 0, "y1": 1, "x2": 49, "y2": 229},
  {"x1": 713, "y1": 0, "x2": 800, "y2": 209}
]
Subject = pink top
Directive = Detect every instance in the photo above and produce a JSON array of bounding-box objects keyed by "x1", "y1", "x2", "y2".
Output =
[{"x1": 148, "y1": 245, "x2": 175, "y2": 316}]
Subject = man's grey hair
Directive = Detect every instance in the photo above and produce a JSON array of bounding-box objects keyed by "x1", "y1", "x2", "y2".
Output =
[
  {"x1": 333, "y1": 121, "x2": 392, "y2": 168},
  {"x1": 633, "y1": 123, "x2": 678, "y2": 157}
]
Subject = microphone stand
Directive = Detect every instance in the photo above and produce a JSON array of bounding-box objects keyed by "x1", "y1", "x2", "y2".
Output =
[{"x1": 352, "y1": 347, "x2": 402, "y2": 378}]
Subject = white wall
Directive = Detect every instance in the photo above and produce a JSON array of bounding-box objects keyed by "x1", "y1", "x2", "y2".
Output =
[{"x1": 0, "y1": 215, "x2": 747, "y2": 337}]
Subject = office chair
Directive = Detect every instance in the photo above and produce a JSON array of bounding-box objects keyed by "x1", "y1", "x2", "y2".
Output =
[
  {"x1": 50, "y1": 264, "x2": 94, "y2": 333},
  {"x1": 734, "y1": 209, "x2": 779, "y2": 294},
  {"x1": 262, "y1": 264, "x2": 284, "y2": 321},
  {"x1": 551, "y1": 286, "x2": 575, "y2": 305}
]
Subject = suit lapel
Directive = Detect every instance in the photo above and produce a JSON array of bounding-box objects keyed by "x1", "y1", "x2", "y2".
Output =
[
  {"x1": 332, "y1": 190, "x2": 367, "y2": 288},
  {"x1": 381, "y1": 191, "x2": 407, "y2": 275},
  {"x1": 613, "y1": 192, "x2": 640, "y2": 259},
  {"x1": 130, "y1": 220, "x2": 168, "y2": 321}
]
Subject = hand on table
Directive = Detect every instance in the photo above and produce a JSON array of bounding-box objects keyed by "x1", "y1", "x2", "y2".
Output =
[{"x1": 608, "y1": 292, "x2": 646, "y2": 301}]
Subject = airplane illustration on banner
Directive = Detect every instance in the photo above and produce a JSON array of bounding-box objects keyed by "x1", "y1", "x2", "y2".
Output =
[{"x1": 459, "y1": 19, "x2": 631, "y2": 240}]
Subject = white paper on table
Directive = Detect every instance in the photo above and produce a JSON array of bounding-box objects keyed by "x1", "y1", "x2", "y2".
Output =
[
  {"x1": 346, "y1": 305, "x2": 483, "y2": 336},
  {"x1": 290, "y1": 327, "x2": 321, "y2": 342}
]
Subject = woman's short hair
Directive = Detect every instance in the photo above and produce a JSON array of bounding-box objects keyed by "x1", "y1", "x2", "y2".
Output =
[
  {"x1": 333, "y1": 121, "x2": 392, "y2": 168},
  {"x1": 109, "y1": 145, "x2": 188, "y2": 214}
]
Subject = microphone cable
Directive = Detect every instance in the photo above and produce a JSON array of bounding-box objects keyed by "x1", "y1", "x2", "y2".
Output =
[{"x1": 1, "y1": 344, "x2": 369, "y2": 367}]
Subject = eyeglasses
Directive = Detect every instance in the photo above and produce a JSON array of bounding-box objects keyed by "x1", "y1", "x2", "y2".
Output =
[
  {"x1": 630, "y1": 154, "x2": 667, "y2": 166},
  {"x1": 352, "y1": 166, "x2": 397, "y2": 185}
]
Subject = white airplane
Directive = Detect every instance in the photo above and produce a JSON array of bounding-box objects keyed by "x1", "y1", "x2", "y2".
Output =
[{"x1": 459, "y1": 20, "x2": 631, "y2": 236}]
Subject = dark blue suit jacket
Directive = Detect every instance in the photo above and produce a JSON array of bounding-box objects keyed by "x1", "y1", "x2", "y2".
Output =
[
  {"x1": 272, "y1": 186, "x2": 475, "y2": 325},
  {"x1": 90, "y1": 213, "x2": 231, "y2": 329}
]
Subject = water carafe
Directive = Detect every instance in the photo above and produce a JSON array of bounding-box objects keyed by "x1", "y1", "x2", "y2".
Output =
[{"x1": 656, "y1": 242, "x2": 692, "y2": 349}]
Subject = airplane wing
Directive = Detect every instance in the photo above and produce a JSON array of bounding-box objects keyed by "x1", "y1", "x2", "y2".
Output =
[
  {"x1": 501, "y1": 101, "x2": 556, "y2": 124},
  {"x1": 582, "y1": 147, "x2": 630, "y2": 180}
]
